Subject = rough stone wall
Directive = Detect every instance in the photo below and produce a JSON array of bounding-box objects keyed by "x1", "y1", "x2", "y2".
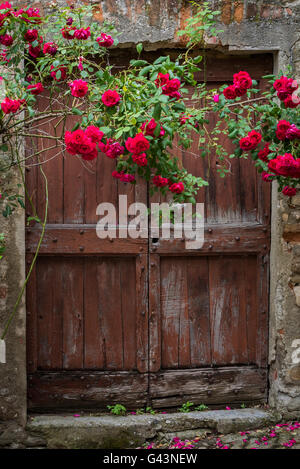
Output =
[
  {"x1": 0, "y1": 163, "x2": 26, "y2": 426},
  {"x1": 0, "y1": 1, "x2": 300, "y2": 444}
]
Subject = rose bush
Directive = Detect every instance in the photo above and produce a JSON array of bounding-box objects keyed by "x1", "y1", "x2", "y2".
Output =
[{"x1": 210, "y1": 71, "x2": 300, "y2": 196}]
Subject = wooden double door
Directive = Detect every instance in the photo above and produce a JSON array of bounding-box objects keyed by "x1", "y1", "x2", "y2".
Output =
[{"x1": 26, "y1": 52, "x2": 272, "y2": 411}]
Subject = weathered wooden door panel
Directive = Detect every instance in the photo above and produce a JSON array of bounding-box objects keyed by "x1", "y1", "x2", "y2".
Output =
[
  {"x1": 26, "y1": 51, "x2": 272, "y2": 410},
  {"x1": 150, "y1": 367, "x2": 268, "y2": 409},
  {"x1": 27, "y1": 250, "x2": 148, "y2": 409},
  {"x1": 148, "y1": 53, "x2": 271, "y2": 407}
]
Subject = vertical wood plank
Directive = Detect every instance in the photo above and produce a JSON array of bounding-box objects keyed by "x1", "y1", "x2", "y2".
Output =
[
  {"x1": 178, "y1": 261, "x2": 190, "y2": 368},
  {"x1": 136, "y1": 253, "x2": 148, "y2": 373},
  {"x1": 37, "y1": 257, "x2": 63, "y2": 369},
  {"x1": 209, "y1": 256, "x2": 248, "y2": 365},
  {"x1": 83, "y1": 258, "x2": 105, "y2": 369},
  {"x1": 187, "y1": 257, "x2": 211, "y2": 367},
  {"x1": 149, "y1": 253, "x2": 160, "y2": 372},
  {"x1": 62, "y1": 258, "x2": 84, "y2": 369},
  {"x1": 121, "y1": 257, "x2": 137, "y2": 370},
  {"x1": 98, "y1": 258, "x2": 123, "y2": 370}
]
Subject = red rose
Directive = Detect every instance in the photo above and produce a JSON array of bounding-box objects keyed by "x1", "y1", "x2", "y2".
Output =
[
  {"x1": 248, "y1": 130, "x2": 262, "y2": 146},
  {"x1": 81, "y1": 147, "x2": 98, "y2": 161},
  {"x1": 258, "y1": 143, "x2": 271, "y2": 162},
  {"x1": 61, "y1": 26, "x2": 76, "y2": 40},
  {"x1": 74, "y1": 27, "x2": 91, "y2": 40},
  {"x1": 282, "y1": 186, "x2": 297, "y2": 197},
  {"x1": 276, "y1": 120, "x2": 291, "y2": 140},
  {"x1": 132, "y1": 153, "x2": 148, "y2": 166},
  {"x1": 0, "y1": 34, "x2": 13, "y2": 46},
  {"x1": 141, "y1": 118, "x2": 165, "y2": 137},
  {"x1": 96, "y1": 33, "x2": 114, "y2": 47},
  {"x1": 223, "y1": 85, "x2": 237, "y2": 100},
  {"x1": 105, "y1": 140, "x2": 125, "y2": 158},
  {"x1": 239, "y1": 137, "x2": 255, "y2": 151},
  {"x1": 268, "y1": 153, "x2": 300, "y2": 178},
  {"x1": 85, "y1": 126, "x2": 104, "y2": 143},
  {"x1": 101, "y1": 89, "x2": 121, "y2": 107},
  {"x1": 240, "y1": 130, "x2": 262, "y2": 151},
  {"x1": 169, "y1": 182, "x2": 184, "y2": 194},
  {"x1": 112, "y1": 171, "x2": 135, "y2": 183},
  {"x1": 1, "y1": 97, "x2": 24, "y2": 114},
  {"x1": 18, "y1": 7, "x2": 42, "y2": 24},
  {"x1": 27, "y1": 82, "x2": 44, "y2": 95},
  {"x1": 284, "y1": 94, "x2": 300, "y2": 108},
  {"x1": 273, "y1": 76, "x2": 289, "y2": 92},
  {"x1": 233, "y1": 71, "x2": 253, "y2": 90},
  {"x1": 155, "y1": 73, "x2": 169, "y2": 87},
  {"x1": 43, "y1": 42, "x2": 57, "y2": 55},
  {"x1": 69, "y1": 79, "x2": 88, "y2": 98},
  {"x1": 262, "y1": 171, "x2": 273, "y2": 182},
  {"x1": 28, "y1": 45, "x2": 41, "y2": 58},
  {"x1": 286, "y1": 124, "x2": 300, "y2": 140},
  {"x1": 125, "y1": 133, "x2": 150, "y2": 154},
  {"x1": 120, "y1": 173, "x2": 135, "y2": 183},
  {"x1": 277, "y1": 89, "x2": 290, "y2": 101},
  {"x1": 65, "y1": 129, "x2": 86, "y2": 154},
  {"x1": 152, "y1": 175, "x2": 169, "y2": 187},
  {"x1": 24, "y1": 29, "x2": 38, "y2": 42},
  {"x1": 162, "y1": 78, "x2": 181, "y2": 96},
  {"x1": 234, "y1": 84, "x2": 247, "y2": 97},
  {"x1": 50, "y1": 65, "x2": 67, "y2": 82}
]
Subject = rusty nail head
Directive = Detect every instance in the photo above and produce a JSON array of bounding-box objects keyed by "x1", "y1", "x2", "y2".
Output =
[
  {"x1": 79, "y1": 246, "x2": 84, "y2": 251},
  {"x1": 208, "y1": 228, "x2": 213, "y2": 233},
  {"x1": 235, "y1": 236, "x2": 240, "y2": 241}
]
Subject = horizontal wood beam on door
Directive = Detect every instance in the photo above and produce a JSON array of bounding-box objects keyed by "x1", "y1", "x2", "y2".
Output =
[
  {"x1": 26, "y1": 225, "x2": 148, "y2": 254},
  {"x1": 151, "y1": 224, "x2": 270, "y2": 254}
]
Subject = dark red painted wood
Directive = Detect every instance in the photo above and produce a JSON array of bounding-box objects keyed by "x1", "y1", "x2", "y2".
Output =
[{"x1": 26, "y1": 51, "x2": 272, "y2": 410}]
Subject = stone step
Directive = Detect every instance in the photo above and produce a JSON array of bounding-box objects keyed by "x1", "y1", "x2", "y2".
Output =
[{"x1": 26, "y1": 409, "x2": 282, "y2": 449}]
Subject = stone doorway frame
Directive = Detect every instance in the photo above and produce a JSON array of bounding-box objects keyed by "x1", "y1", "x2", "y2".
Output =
[{"x1": 1, "y1": 38, "x2": 300, "y2": 429}]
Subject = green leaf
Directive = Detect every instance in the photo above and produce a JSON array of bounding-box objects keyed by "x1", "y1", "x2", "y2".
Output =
[
  {"x1": 99, "y1": 126, "x2": 111, "y2": 135},
  {"x1": 139, "y1": 65, "x2": 153, "y2": 77},
  {"x1": 72, "y1": 107, "x2": 83, "y2": 116},
  {"x1": 136, "y1": 43, "x2": 143, "y2": 55},
  {"x1": 17, "y1": 198, "x2": 25, "y2": 209},
  {"x1": 172, "y1": 102, "x2": 186, "y2": 112},
  {"x1": 158, "y1": 94, "x2": 169, "y2": 103},
  {"x1": 193, "y1": 55, "x2": 203, "y2": 64},
  {"x1": 130, "y1": 59, "x2": 148, "y2": 67},
  {"x1": 0, "y1": 144, "x2": 8, "y2": 152},
  {"x1": 152, "y1": 103, "x2": 161, "y2": 121},
  {"x1": 71, "y1": 122, "x2": 80, "y2": 132}
]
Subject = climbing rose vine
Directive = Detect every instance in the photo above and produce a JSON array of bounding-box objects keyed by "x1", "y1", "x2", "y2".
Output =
[
  {"x1": 0, "y1": 0, "x2": 299, "y2": 340},
  {"x1": 0, "y1": 1, "x2": 299, "y2": 219}
]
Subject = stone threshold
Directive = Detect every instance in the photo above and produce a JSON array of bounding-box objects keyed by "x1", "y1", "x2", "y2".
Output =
[{"x1": 26, "y1": 408, "x2": 282, "y2": 449}]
